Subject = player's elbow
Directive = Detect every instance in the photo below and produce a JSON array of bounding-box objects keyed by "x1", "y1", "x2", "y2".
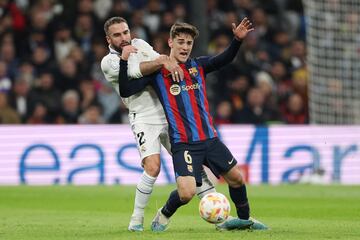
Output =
[{"x1": 119, "y1": 90, "x2": 132, "y2": 98}]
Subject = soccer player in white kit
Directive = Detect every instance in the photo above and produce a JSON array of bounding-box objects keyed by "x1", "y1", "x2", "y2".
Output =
[{"x1": 101, "y1": 17, "x2": 216, "y2": 232}]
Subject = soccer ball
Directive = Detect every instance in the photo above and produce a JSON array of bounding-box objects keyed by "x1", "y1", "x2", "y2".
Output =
[{"x1": 199, "y1": 192, "x2": 230, "y2": 224}]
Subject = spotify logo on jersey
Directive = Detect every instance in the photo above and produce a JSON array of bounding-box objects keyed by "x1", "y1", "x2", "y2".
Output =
[{"x1": 170, "y1": 84, "x2": 181, "y2": 95}]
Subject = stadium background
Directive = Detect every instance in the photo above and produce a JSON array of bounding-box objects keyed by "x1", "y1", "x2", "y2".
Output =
[
  {"x1": 0, "y1": 0, "x2": 358, "y2": 184},
  {"x1": 0, "y1": 0, "x2": 307, "y2": 125},
  {"x1": 0, "y1": 1, "x2": 359, "y2": 239}
]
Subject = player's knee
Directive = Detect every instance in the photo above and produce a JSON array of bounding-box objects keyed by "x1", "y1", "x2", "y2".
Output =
[
  {"x1": 225, "y1": 168, "x2": 245, "y2": 188},
  {"x1": 179, "y1": 189, "x2": 196, "y2": 203},
  {"x1": 144, "y1": 163, "x2": 160, "y2": 177},
  {"x1": 143, "y1": 156, "x2": 161, "y2": 177},
  {"x1": 227, "y1": 174, "x2": 244, "y2": 188}
]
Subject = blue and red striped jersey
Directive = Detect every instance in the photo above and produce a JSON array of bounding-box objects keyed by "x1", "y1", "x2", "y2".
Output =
[
  {"x1": 151, "y1": 59, "x2": 217, "y2": 143},
  {"x1": 118, "y1": 38, "x2": 242, "y2": 144}
]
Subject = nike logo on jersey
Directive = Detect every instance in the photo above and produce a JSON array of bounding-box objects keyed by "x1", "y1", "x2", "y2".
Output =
[{"x1": 228, "y1": 158, "x2": 234, "y2": 165}]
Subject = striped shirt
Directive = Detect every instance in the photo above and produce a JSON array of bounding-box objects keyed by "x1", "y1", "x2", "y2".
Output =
[
  {"x1": 153, "y1": 59, "x2": 217, "y2": 143},
  {"x1": 118, "y1": 38, "x2": 242, "y2": 144}
]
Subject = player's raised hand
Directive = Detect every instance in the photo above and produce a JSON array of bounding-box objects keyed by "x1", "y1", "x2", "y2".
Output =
[
  {"x1": 232, "y1": 17, "x2": 254, "y2": 41},
  {"x1": 120, "y1": 45, "x2": 138, "y2": 60}
]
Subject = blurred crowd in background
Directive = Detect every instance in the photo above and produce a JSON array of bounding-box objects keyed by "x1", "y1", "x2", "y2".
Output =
[{"x1": 0, "y1": 0, "x2": 308, "y2": 125}]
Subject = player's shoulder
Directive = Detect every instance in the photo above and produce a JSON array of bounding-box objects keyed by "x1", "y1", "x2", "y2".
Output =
[
  {"x1": 131, "y1": 38, "x2": 152, "y2": 48},
  {"x1": 101, "y1": 52, "x2": 120, "y2": 73},
  {"x1": 130, "y1": 38, "x2": 159, "y2": 61},
  {"x1": 193, "y1": 56, "x2": 210, "y2": 66}
]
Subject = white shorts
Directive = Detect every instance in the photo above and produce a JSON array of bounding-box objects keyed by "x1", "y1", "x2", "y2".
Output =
[{"x1": 131, "y1": 123, "x2": 172, "y2": 160}]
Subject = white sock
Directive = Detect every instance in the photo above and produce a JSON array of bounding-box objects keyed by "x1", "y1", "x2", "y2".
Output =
[
  {"x1": 132, "y1": 171, "x2": 157, "y2": 217},
  {"x1": 196, "y1": 169, "x2": 216, "y2": 199}
]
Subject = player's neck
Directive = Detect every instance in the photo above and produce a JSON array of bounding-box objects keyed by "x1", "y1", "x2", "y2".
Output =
[
  {"x1": 109, "y1": 45, "x2": 121, "y2": 54},
  {"x1": 169, "y1": 54, "x2": 178, "y2": 63}
]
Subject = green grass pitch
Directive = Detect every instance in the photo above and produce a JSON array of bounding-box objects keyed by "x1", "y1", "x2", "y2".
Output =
[{"x1": 0, "y1": 185, "x2": 359, "y2": 240}]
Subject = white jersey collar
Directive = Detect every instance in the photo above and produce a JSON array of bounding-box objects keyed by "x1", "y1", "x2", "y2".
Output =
[{"x1": 109, "y1": 45, "x2": 120, "y2": 55}]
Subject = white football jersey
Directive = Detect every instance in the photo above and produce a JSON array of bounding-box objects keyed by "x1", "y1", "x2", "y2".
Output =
[{"x1": 101, "y1": 38, "x2": 167, "y2": 125}]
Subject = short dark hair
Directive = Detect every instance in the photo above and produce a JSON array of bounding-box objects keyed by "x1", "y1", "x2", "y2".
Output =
[
  {"x1": 103, "y1": 17, "x2": 128, "y2": 35},
  {"x1": 170, "y1": 22, "x2": 199, "y2": 39}
]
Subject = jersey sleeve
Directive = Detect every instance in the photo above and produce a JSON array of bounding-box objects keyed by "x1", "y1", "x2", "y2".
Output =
[
  {"x1": 127, "y1": 39, "x2": 161, "y2": 79},
  {"x1": 101, "y1": 55, "x2": 120, "y2": 89},
  {"x1": 196, "y1": 38, "x2": 242, "y2": 74},
  {"x1": 134, "y1": 38, "x2": 160, "y2": 59},
  {"x1": 119, "y1": 59, "x2": 154, "y2": 97}
]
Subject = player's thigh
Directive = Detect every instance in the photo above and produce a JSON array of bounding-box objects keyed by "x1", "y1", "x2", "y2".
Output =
[
  {"x1": 132, "y1": 123, "x2": 162, "y2": 162},
  {"x1": 205, "y1": 138, "x2": 238, "y2": 178},
  {"x1": 172, "y1": 143, "x2": 205, "y2": 186}
]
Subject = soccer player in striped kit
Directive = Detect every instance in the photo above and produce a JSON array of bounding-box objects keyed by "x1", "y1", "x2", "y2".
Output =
[
  {"x1": 101, "y1": 17, "x2": 232, "y2": 232},
  {"x1": 118, "y1": 18, "x2": 268, "y2": 231}
]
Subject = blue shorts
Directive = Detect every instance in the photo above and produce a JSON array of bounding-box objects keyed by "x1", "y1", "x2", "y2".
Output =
[{"x1": 171, "y1": 138, "x2": 237, "y2": 185}]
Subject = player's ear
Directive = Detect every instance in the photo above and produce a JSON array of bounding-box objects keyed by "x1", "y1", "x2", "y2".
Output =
[
  {"x1": 168, "y1": 38, "x2": 173, "y2": 48},
  {"x1": 106, "y1": 35, "x2": 111, "y2": 45}
]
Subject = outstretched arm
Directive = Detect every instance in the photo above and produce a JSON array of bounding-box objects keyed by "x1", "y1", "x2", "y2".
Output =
[
  {"x1": 118, "y1": 59, "x2": 153, "y2": 98},
  {"x1": 138, "y1": 55, "x2": 166, "y2": 76},
  {"x1": 199, "y1": 17, "x2": 254, "y2": 73},
  {"x1": 140, "y1": 55, "x2": 184, "y2": 82},
  {"x1": 199, "y1": 38, "x2": 242, "y2": 73},
  {"x1": 125, "y1": 40, "x2": 183, "y2": 82}
]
